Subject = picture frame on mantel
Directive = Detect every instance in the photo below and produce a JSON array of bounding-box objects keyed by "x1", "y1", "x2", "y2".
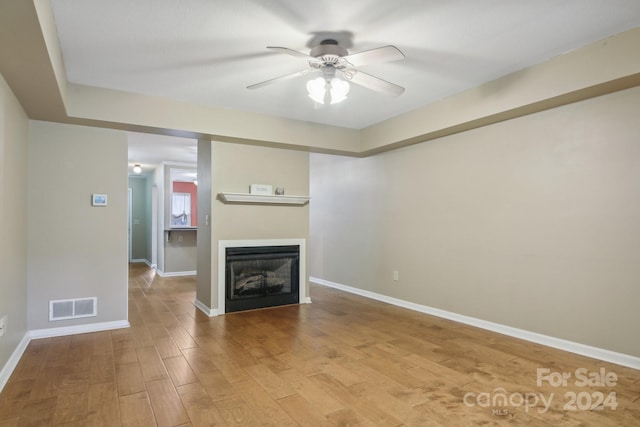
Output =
[{"x1": 250, "y1": 184, "x2": 272, "y2": 195}]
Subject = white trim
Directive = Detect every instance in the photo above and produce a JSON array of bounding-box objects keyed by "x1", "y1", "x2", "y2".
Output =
[
  {"x1": 0, "y1": 333, "x2": 31, "y2": 393},
  {"x1": 128, "y1": 188, "x2": 133, "y2": 262},
  {"x1": 194, "y1": 299, "x2": 220, "y2": 317},
  {"x1": 310, "y1": 277, "x2": 640, "y2": 370},
  {"x1": 151, "y1": 184, "x2": 158, "y2": 268},
  {"x1": 129, "y1": 259, "x2": 155, "y2": 269},
  {"x1": 155, "y1": 269, "x2": 196, "y2": 277},
  {"x1": 218, "y1": 239, "x2": 307, "y2": 314},
  {"x1": 29, "y1": 320, "x2": 130, "y2": 340}
]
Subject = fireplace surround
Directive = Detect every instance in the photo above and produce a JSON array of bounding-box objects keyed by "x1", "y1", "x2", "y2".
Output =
[{"x1": 218, "y1": 239, "x2": 308, "y2": 313}]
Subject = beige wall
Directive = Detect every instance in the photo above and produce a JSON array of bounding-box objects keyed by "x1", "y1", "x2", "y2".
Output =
[
  {"x1": 311, "y1": 86, "x2": 640, "y2": 357},
  {"x1": 164, "y1": 230, "x2": 197, "y2": 273},
  {"x1": 207, "y1": 141, "x2": 310, "y2": 310},
  {"x1": 196, "y1": 139, "x2": 212, "y2": 308},
  {"x1": 0, "y1": 73, "x2": 29, "y2": 372},
  {"x1": 28, "y1": 121, "x2": 128, "y2": 330}
]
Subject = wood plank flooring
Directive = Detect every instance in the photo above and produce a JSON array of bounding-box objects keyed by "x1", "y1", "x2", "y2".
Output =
[{"x1": 0, "y1": 263, "x2": 638, "y2": 426}]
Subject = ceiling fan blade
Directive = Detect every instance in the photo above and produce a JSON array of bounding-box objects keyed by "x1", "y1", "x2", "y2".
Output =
[
  {"x1": 247, "y1": 69, "x2": 312, "y2": 90},
  {"x1": 267, "y1": 46, "x2": 325, "y2": 66},
  {"x1": 341, "y1": 45, "x2": 404, "y2": 67},
  {"x1": 342, "y1": 69, "x2": 405, "y2": 97},
  {"x1": 267, "y1": 46, "x2": 312, "y2": 59}
]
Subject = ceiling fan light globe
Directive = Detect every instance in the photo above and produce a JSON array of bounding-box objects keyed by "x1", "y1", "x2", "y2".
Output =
[
  {"x1": 306, "y1": 76, "x2": 349, "y2": 105},
  {"x1": 329, "y1": 78, "x2": 349, "y2": 104},
  {"x1": 307, "y1": 77, "x2": 327, "y2": 104}
]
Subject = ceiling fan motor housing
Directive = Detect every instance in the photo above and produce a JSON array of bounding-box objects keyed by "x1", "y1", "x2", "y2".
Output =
[{"x1": 310, "y1": 39, "x2": 348, "y2": 64}]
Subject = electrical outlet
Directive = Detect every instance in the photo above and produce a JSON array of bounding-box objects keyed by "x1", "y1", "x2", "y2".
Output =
[
  {"x1": 0, "y1": 315, "x2": 7, "y2": 337},
  {"x1": 393, "y1": 271, "x2": 399, "y2": 281}
]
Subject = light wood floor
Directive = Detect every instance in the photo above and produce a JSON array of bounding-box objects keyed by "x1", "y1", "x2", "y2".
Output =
[{"x1": 0, "y1": 264, "x2": 638, "y2": 426}]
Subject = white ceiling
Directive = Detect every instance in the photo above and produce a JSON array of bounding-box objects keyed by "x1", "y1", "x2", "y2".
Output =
[
  {"x1": 127, "y1": 132, "x2": 197, "y2": 175},
  {"x1": 50, "y1": 0, "x2": 640, "y2": 132}
]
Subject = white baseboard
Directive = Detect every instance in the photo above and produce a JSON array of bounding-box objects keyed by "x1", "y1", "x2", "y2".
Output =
[
  {"x1": 193, "y1": 295, "x2": 309, "y2": 317},
  {"x1": 130, "y1": 259, "x2": 155, "y2": 269},
  {"x1": 194, "y1": 299, "x2": 220, "y2": 317},
  {"x1": 156, "y1": 269, "x2": 196, "y2": 278},
  {"x1": 1, "y1": 319, "x2": 130, "y2": 393},
  {"x1": 29, "y1": 320, "x2": 130, "y2": 340},
  {"x1": 310, "y1": 277, "x2": 640, "y2": 370},
  {"x1": 0, "y1": 333, "x2": 30, "y2": 393}
]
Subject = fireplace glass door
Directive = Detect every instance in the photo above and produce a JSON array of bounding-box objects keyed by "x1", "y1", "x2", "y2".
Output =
[{"x1": 225, "y1": 245, "x2": 299, "y2": 313}]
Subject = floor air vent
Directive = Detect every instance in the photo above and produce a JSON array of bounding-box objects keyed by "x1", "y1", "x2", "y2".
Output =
[{"x1": 49, "y1": 297, "x2": 97, "y2": 321}]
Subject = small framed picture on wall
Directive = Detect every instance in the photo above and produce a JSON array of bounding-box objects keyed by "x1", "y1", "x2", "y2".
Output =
[{"x1": 92, "y1": 194, "x2": 108, "y2": 206}]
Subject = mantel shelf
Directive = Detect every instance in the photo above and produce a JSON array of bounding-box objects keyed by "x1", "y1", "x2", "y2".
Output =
[{"x1": 218, "y1": 192, "x2": 310, "y2": 205}]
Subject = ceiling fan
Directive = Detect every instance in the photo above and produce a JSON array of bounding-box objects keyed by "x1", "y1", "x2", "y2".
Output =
[{"x1": 247, "y1": 39, "x2": 405, "y2": 104}]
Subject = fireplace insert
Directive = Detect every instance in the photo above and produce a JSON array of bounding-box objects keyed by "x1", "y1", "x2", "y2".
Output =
[{"x1": 225, "y1": 245, "x2": 299, "y2": 313}]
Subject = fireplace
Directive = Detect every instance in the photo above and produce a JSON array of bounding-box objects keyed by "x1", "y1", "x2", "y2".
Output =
[{"x1": 222, "y1": 242, "x2": 303, "y2": 313}]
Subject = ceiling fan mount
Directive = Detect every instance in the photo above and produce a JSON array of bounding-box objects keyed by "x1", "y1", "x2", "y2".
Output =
[
  {"x1": 309, "y1": 39, "x2": 348, "y2": 65},
  {"x1": 247, "y1": 37, "x2": 406, "y2": 102}
]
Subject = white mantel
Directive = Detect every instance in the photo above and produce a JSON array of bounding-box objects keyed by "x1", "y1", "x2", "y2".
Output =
[{"x1": 218, "y1": 192, "x2": 310, "y2": 205}]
